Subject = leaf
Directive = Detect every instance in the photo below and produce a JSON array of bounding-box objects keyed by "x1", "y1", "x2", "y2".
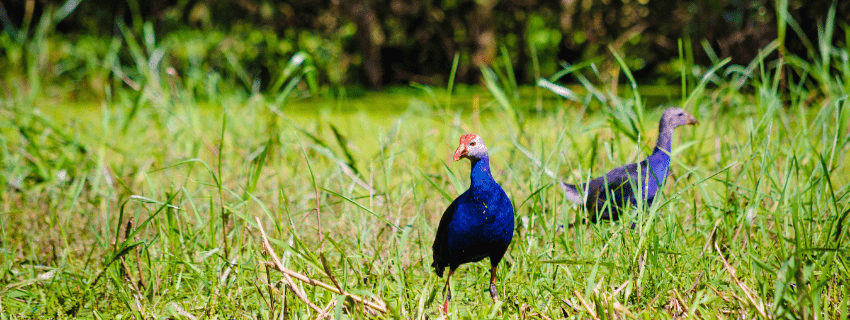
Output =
[
  {"x1": 417, "y1": 168, "x2": 452, "y2": 201},
  {"x1": 481, "y1": 67, "x2": 513, "y2": 115},
  {"x1": 243, "y1": 138, "x2": 271, "y2": 201},
  {"x1": 537, "y1": 78, "x2": 580, "y2": 102},
  {"x1": 322, "y1": 188, "x2": 400, "y2": 231},
  {"x1": 329, "y1": 124, "x2": 359, "y2": 175}
]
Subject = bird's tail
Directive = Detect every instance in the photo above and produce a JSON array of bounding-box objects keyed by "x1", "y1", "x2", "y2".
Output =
[
  {"x1": 431, "y1": 261, "x2": 445, "y2": 277},
  {"x1": 560, "y1": 182, "x2": 584, "y2": 204}
]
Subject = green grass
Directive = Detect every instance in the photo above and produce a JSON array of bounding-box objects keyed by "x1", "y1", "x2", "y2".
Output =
[{"x1": 2, "y1": 10, "x2": 850, "y2": 320}]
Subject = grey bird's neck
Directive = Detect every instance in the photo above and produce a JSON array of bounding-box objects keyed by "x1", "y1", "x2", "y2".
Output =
[{"x1": 653, "y1": 119, "x2": 674, "y2": 155}]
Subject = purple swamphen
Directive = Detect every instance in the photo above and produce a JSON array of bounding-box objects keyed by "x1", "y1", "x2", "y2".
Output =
[
  {"x1": 561, "y1": 108, "x2": 698, "y2": 222},
  {"x1": 431, "y1": 134, "x2": 515, "y2": 313}
]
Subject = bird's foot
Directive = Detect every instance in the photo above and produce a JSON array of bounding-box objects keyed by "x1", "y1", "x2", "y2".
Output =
[
  {"x1": 439, "y1": 299, "x2": 449, "y2": 317},
  {"x1": 439, "y1": 270, "x2": 453, "y2": 316},
  {"x1": 489, "y1": 283, "x2": 503, "y2": 316},
  {"x1": 440, "y1": 285, "x2": 451, "y2": 316}
]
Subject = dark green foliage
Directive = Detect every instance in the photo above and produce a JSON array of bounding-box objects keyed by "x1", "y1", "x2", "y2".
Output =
[{"x1": 1, "y1": 0, "x2": 847, "y2": 91}]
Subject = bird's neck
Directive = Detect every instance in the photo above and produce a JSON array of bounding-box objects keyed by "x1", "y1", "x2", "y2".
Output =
[
  {"x1": 653, "y1": 120, "x2": 674, "y2": 156},
  {"x1": 646, "y1": 121, "x2": 674, "y2": 191},
  {"x1": 469, "y1": 157, "x2": 496, "y2": 188}
]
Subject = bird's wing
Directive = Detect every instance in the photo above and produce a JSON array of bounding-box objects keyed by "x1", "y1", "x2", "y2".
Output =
[
  {"x1": 591, "y1": 162, "x2": 642, "y2": 202},
  {"x1": 563, "y1": 162, "x2": 639, "y2": 205},
  {"x1": 431, "y1": 195, "x2": 462, "y2": 277}
]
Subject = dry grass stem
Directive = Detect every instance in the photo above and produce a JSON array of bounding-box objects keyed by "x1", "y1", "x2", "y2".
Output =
[
  {"x1": 255, "y1": 217, "x2": 388, "y2": 314},
  {"x1": 574, "y1": 290, "x2": 599, "y2": 319},
  {"x1": 715, "y1": 242, "x2": 768, "y2": 318}
]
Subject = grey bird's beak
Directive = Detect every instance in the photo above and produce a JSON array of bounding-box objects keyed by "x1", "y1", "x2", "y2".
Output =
[{"x1": 687, "y1": 114, "x2": 698, "y2": 125}]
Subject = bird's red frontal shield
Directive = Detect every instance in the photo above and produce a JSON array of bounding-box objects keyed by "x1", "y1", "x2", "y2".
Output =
[{"x1": 453, "y1": 134, "x2": 477, "y2": 161}]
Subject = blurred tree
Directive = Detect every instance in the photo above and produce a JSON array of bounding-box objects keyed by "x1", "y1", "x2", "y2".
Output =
[
  {"x1": 784, "y1": 0, "x2": 850, "y2": 57},
  {"x1": 0, "y1": 0, "x2": 846, "y2": 90},
  {"x1": 337, "y1": 0, "x2": 384, "y2": 89}
]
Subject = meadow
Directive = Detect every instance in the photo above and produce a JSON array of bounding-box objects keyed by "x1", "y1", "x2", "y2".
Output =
[{"x1": 2, "y1": 13, "x2": 850, "y2": 320}]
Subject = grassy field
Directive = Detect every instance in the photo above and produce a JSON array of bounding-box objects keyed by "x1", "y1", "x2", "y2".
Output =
[{"x1": 2, "y1": 16, "x2": 850, "y2": 320}]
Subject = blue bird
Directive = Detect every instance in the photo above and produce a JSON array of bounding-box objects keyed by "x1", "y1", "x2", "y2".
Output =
[
  {"x1": 561, "y1": 108, "x2": 698, "y2": 222},
  {"x1": 432, "y1": 134, "x2": 515, "y2": 313}
]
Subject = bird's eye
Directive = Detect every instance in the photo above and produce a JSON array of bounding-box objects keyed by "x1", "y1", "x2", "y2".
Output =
[
  {"x1": 470, "y1": 142, "x2": 476, "y2": 146},
  {"x1": 678, "y1": 112, "x2": 684, "y2": 116}
]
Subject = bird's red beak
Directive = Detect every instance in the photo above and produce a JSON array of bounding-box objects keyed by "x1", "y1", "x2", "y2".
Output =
[{"x1": 453, "y1": 145, "x2": 468, "y2": 161}]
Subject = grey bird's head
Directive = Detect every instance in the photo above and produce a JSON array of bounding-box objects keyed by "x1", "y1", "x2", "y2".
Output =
[{"x1": 661, "y1": 107, "x2": 699, "y2": 128}]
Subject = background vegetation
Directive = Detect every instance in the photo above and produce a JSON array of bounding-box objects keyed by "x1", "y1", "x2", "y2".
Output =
[
  {"x1": 0, "y1": 0, "x2": 848, "y2": 93},
  {"x1": 1, "y1": 0, "x2": 849, "y2": 319}
]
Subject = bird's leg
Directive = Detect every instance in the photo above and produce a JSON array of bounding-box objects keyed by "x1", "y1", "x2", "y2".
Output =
[
  {"x1": 489, "y1": 266, "x2": 499, "y2": 301},
  {"x1": 440, "y1": 270, "x2": 453, "y2": 314}
]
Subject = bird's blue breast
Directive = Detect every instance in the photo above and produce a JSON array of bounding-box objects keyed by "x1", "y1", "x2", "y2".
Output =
[
  {"x1": 451, "y1": 189, "x2": 513, "y2": 237},
  {"x1": 445, "y1": 159, "x2": 515, "y2": 263},
  {"x1": 642, "y1": 152, "x2": 671, "y2": 202}
]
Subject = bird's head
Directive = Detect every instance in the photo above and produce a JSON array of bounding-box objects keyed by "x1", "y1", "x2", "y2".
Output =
[
  {"x1": 662, "y1": 107, "x2": 699, "y2": 128},
  {"x1": 453, "y1": 134, "x2": 488, "y2": 161}
]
